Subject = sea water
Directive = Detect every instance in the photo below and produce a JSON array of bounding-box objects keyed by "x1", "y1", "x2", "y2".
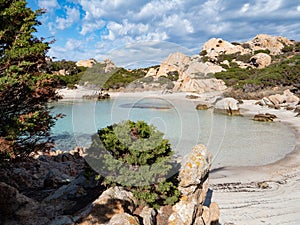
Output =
[{"x1": 50, "y1": 96, "x2": 296, "y2": 169}]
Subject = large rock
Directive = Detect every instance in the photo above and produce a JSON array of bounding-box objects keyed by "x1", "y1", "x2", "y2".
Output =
[
  {"x1": 168, "y1": 144, "x2": 218, "y2": 225},
  {"x1": 177, "y1": 144, "x2": 211, "y2": 194},
  {"x1": 250, "y1": 53, "x2": 272, "y2": 68},
  {"x1": 0, "y1": 182, "x2": 48, "y2": 225},
  {"x1": 266, "y1": 89, "x2": 300, "y2": 107},
  {"x1": 253, "y1": 113, "x2": 277, "y2": 122},
  {"x1": 148, "y1": 52, "x2": 226, "y2": 93},
  {"x1": 201, "y1": 202, "x2": 220, "y2": 225},
  {"x1": 102, "y1": 59, "x2": 117, "y2": 73},
  {"x1": 246, "y1": 34, "x2": 294, "y2": 55},
  {"x1": 76, "y1": 59, "x2": 97, "y2": 68},
  {"x1": 78, "y1": 186, "x2": 137, "y2": 225},
  {"x1": 175, "y1": 78, "x2": 227, "y2": 93},
  {"x1": 202, "y1": 38, "x2": 247, "y2": 59},
  {"x1": 139, "y1": 206, "x2": 157, "y2": 225},
  {"x1": 214, "y1": 97, "x2": 240, "y2": 115},
  {"x1": 107, "y1": 213, "x2": 140, "y2": 225}
]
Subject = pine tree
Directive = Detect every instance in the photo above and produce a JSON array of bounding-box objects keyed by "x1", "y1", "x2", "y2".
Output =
[{"x1": 0, "y1": 0, "x2": 60, "y2": 159}]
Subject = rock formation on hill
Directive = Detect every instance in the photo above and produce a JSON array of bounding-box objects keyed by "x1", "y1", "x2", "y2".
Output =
[
  {"x1": 244, "y1": 34, "x2": 294, "y2": 55},
  {"x1": 202, "y1": 37, "x2": 249, "y2": 59},
  {"x1": 202, "y1": 34, "x2": 294, "y2": 58},
  {"x1": 76, "y1": 59, "x2": 97, "y2": 68},
  {"x1": 142, "y1": 34, "x2": 296, "y2": 93},
  {"x1": 145, "y1": 52, "x2": 227, "y2": 93}
]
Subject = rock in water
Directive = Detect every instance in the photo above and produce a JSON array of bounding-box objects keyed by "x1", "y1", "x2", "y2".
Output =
[
  {"x1": 196, "y1": 104, "x2": 209, "y2": 110},
  {"x1": 214, "y1": 97, "x2": 240, "y2": 116}
]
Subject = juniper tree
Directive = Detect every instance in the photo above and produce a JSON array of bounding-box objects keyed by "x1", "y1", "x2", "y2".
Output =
[
  {"x1": 0, "y1": 0, "x2": 60, "y2": 159},
  {"x1": 86, "y1": 120, "x2": 181, "y2": 209}
]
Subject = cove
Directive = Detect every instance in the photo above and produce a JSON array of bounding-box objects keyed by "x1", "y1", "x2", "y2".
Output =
[{"x1": 50, "y1": 96, "x2": 296, "y2": 169}]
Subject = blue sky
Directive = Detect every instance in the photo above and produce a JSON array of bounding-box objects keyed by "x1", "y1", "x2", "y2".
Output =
[{"x1": 27, "y1": 0, "x2": 300, "y2": 68}]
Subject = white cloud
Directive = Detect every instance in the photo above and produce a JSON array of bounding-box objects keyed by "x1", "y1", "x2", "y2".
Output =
[
  {"x1": 56, "y1": 6, "x2": 80, "y2": 30},
  {"x1": 104, "y1": 41, "x2": 193, "y2": 68},
  {"x1": 38, "y1": 0, "x2": 59, "y2": 11},
  {"x1": 43, "y1": 0, "x2": 300, "y2": 66},
  {"x1": 160, "y1": 14, "x2": 194, "y2": 35},
  {"x1": 136, "y1": 0, "x2": 180, "y2": 19},
  {"x1": 240, "y1": 3, "x2": 250, "y2": 13},
  {"x1": 238, "y1": 0, "x2": 283, "y2": 16},
  {"x1": 80, "y1": 20, "x2": 105, "y2": 35}
]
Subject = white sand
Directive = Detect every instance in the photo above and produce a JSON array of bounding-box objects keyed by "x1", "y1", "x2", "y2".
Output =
[
  {"x1": 210, "y1": 100, "x2": 300, "y2": 224},
  {"x1": 56, "y1": 87, "x2": 222, "y2": 101},
  {"x1": 57, "y1": 88, "x2": 300, "y2": 224}
]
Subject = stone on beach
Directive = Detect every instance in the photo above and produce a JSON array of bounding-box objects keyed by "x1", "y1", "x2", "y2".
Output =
[
  {"x1": 214, "y1": 97, "x2": 240, "y2": 116},
  {"x1": 168, "y1": 144, "x2": 220, "y2": 225}
]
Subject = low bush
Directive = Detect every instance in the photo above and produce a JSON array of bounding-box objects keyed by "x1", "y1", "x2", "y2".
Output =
[
  {"x1": 215, "y1": 54, "x2": 300, "y2": 90},
  {"x1": 86, "y1": 120, "x2": 181, "y2": 209}
]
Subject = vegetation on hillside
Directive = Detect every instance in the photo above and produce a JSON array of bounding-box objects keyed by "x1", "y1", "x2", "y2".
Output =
[
  {"x1": 50, "y1": 61, "x2": 155, "y2": 90},
  {"x1": 86, "y1": 120, "x2": 180, "y2": 209},
  {"x1": 49, "y1": 60, "x2": 87, "y2": 89},
  {"x1": 0, "y1": 0, "x2": 60, "y2": 159},
  {"x1": 215, "y1": 53, "x2": 300, "y2": 92}
]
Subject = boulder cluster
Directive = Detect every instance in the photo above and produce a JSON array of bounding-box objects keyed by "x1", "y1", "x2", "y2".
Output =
[
  {"x1": 141, "y1": 34, "x2": 296, "y2": 94},
  {"x1": 257, "y1": 89, "x2": 300, "y2": 110},
  {"x1": 0, "y1": 145, "x2": 219, "y2": 225}
]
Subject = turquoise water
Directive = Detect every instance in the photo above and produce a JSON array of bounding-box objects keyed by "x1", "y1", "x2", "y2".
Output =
[{"x1": 50, "y1": 97, "x2": 296, "y2": 168}]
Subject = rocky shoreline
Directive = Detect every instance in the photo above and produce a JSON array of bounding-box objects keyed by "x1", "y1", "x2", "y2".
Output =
[{"x1": 1, "y1": 88, "x2": 300, "y2": 224}]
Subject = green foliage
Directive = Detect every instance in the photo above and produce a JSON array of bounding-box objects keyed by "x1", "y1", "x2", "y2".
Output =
[
  {"x1": 231, "y1": 42, "x2": 241, "y2": 46},
  {"x1": 215, "y1": 54, "x2": 300, "y2": 90},
  {"x1": 157, "y1": 76, "x2": 175, "y2": 89},
  {"x1": 0, "y1": 0, "x2": 60, "y2": 159},
  {"x1": 79, "y1": 64, "x2": 147, "y2": 89},
  {"x1": 199, "y1": 50, "x2": 207, "y2": 56},
  {"x1": 50, "y1": 60, "x2": 78, "y2": 75},
  {"x1": 217, "y1": 52, "x2": 241, "y2": 63},
  {"x1": 235, "y1": 53, "x2": 252, "y2": 63},
  {"x1": 49, "y1": 60, "x2": 87, "y2": 88},
  {"x1": 282, "y1": 45, "x2": 294, "y2": 53},
  {"x1": 254, "y1": 49, "x2": 270, "y2": 55},
  {"x1": 104, "y1": 68, "x2": 146, "y2": 89},
  {"x1": 86, "y1": 120, "x2": 180, "y2": 208},
  {"x1": 166, "y1": 70, "x2": 179, "y2": 81}
]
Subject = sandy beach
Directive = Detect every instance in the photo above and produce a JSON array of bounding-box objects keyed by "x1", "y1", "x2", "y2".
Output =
[
  {"x1": 57, "y1": 88, "x2": 300, "y2": 224},
  {"x1": 210, "y1": 101, "x2": 300, "y2": 224}
]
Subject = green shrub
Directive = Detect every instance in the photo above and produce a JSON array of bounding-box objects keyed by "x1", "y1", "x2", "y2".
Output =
[
  {"x1": 166, "y1": 71, "x2": 179, "y2": 81},
  {"x1": 199, "y1": 50, "x2": 207, "y2": 56},
  {"x1": 231, "y1": 42, "x2": 241, "y2": 46},
  {"x1": 79, "y1": 64, "x2": 147, "y2": 89},
  {"x1": 235, "y1": 53, "x2": 252, "y2": 63},
  {"x1": 282, "y1": 45, "x2": 294, "y2": 53},
  {"x1": 86, "y1": 120, "x2": 181, "y2": 209},
  {"x1": 215, "y1": 54, "x2": 300, "y2": 90},
  {"x1": 254, "y1": 49, "x2": 270, "y2": 55}
]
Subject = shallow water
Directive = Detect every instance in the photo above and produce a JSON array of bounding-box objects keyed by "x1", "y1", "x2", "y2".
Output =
[{"x1": 50, "y1": 96, "x2": 296, "y2": 169}]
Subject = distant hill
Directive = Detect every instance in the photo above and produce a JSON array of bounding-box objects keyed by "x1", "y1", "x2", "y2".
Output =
[{"x1": 49, "y1": 34, "x2": 300, "y2": 96}]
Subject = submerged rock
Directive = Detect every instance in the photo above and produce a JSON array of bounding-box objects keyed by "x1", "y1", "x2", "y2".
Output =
[
  {"x1": 253, "y1": 113, "x2": 277, "y2": 122},
  {"x1": 196, "y1": 104, "x2": 209, "y2": 110}
]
